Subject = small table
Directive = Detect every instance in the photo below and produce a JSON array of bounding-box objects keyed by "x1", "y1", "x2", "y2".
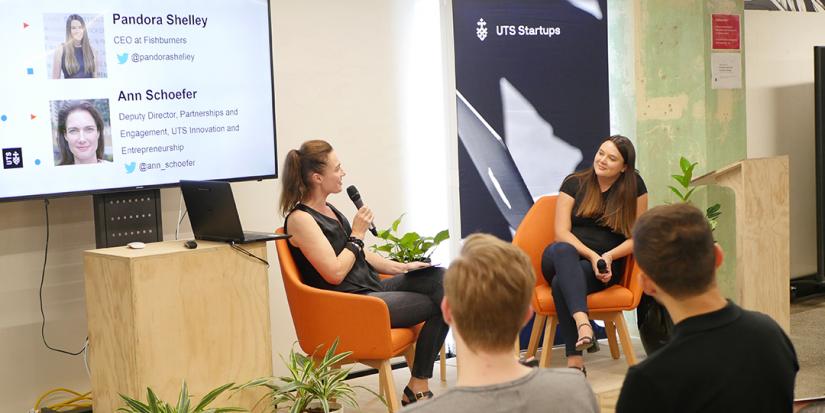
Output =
[{"x1": 84, "y1": 240, "x2": 272, "y2": 412}]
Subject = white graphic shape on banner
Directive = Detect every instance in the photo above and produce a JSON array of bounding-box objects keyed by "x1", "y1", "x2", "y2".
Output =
[{"x1": 501, "y1": 77, "x2": 583, "y2": 199}]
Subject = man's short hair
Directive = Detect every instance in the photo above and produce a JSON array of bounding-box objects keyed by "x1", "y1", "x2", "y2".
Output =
[
  {"x1": 632, "y1": 203, "x2": 716, "y2": 299},
  {"x1": 444, "y1": 233, "x2": 535, "y2": 352}
]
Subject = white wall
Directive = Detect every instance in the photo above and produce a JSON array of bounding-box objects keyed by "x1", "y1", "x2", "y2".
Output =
[
  {"x1": 0, "y1": 2, "x2": 456, "y2": 411},
  {"x1": 262, "y1": 0, "x2": 455, "y2": 374},
  {"x1": 744, "y1": 10, "x2": 825, "y2": 278},
  {"x1": 0, "y1": 189, "x2": 190, "y2": 411}
]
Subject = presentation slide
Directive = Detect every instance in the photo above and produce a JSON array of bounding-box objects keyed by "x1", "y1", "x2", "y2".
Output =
[{"x1": 0, "y1": 0, "x2": 276, "y2": 201}]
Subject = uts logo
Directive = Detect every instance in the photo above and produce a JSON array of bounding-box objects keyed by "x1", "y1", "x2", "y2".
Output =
[{"x1": 476, "y1": 18, "x2": 488, "y2": 41}]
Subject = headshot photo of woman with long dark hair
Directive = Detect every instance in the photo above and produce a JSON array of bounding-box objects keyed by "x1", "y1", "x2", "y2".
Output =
[
  {"x1": 47, "y1": 14, "x2": 107, "y2": 79},
  {"x1": 51, "y1": 100, "x2": 113, "y2": 165}
]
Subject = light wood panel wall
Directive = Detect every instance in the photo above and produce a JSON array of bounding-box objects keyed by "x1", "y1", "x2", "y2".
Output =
[{"x1": 694, "y1": 156, "x2": 790, "y2": 332}]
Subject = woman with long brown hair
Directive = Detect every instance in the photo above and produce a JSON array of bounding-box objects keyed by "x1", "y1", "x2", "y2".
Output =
[
  {"x1": 541, "y1": 135, "x2": 648, "y2": 375},
  {"x1": 56, "y1": 100, "x2": 107, "y2": 165},
  {"x1": 52, "y1": 14, "x2": 97, "y2": 79},
  {"x1": 281, "y1": 140, "x2": 448, "y2": 406}
]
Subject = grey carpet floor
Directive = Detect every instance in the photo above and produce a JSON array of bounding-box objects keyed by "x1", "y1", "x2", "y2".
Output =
[{"x1": 791, "y1": 294, "x2": 825, "y2": 399}]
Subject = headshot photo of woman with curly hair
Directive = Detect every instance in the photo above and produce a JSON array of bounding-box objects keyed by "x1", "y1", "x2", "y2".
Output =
[{"x1": 52, "y1": 100, "x2": 113, "y2": 165}]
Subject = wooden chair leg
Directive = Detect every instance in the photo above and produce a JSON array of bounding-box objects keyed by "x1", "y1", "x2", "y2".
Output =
[
  {"x1": 403, "y1": 345, "x2": 416, "y2": 373},
  {"x1": 614, "y1": 312, "x2": 638, "y2": 366},
  {"x1": 456, "y1": 346, "x2": 461, "y2": 377},
  {"x1": 439, "y1": 345, "x2": 447, "y2": 382},
  {"x1": 539, "y1": 316, "x2": 557, "y2": 368},
  {"x1": 603, "y1": 315, "x2": 620, "y2": 359},
  {"x1": 514, "y1": 336, "x2": 521, "y2": 358},
  {"x1": 526, "y1": 314, "x2": 546, "y2": 358},
  {"x1": 378, "y1": 360, "x2": 400, "y2": 413}
]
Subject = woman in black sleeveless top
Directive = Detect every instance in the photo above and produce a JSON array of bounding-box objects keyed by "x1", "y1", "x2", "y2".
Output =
[{"x1": 280, "y1": 140, "x2": 447, "y2": 406}]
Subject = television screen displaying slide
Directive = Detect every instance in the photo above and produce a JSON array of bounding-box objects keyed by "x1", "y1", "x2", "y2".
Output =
[{"x1": 0, "y1": 0, "x2": 276, "y2": 201}]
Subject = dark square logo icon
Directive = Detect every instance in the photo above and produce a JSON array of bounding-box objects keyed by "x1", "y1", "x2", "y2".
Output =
[{"x1": 3, "y1": 148, "x2": 23, "y2": 169}]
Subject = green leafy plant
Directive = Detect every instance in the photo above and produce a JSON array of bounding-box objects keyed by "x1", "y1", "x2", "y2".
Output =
[
  {"x1": 236, "y1": 338, "x2": 382, "y2": 413},
  {"x1": 668, "y1": 156, "x2": 722, "y2": 231},
  {"x1": 371, "y1": 214, "x2": 449, "y2": 263},
  {"x1": 118, "y1": 381, "x2": 244, "y2": 413}
]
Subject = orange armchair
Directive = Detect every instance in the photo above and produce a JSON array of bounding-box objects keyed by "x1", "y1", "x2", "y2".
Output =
[
  {"x1": 512, "y1": 196, "x2": 643, "y2": 367},
  {"x1": 274, "y1": 228, "x2": 442, "y2": 412}
]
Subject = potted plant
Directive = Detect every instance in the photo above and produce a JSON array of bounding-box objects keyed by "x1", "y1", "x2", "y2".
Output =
[
  {"x1": 370, "y1": 214, "x2": 450, "y2": 263},
  {"x1": 639, "y1": 156, "x2": 726, "y2": 355},
  {"x1": 236, "y1": 338, "x2": 382, "y2": 413},
  {"x1": 668, "y1": 156, "x2": 723, "y2": 230},
  {"x1": 118, "y1": 381, "x2": 244, "y2": 413}
]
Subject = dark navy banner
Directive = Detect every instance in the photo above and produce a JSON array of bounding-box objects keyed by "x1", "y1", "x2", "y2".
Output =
[{"x1": 453, "y1": 0, "x2": 610, "y2": 240}]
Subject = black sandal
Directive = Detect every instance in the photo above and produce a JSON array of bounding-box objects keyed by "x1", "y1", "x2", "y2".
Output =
[
  {"x1": 587, "y1": 338, "x2": 601, "y2": 354},
  {"x1": 569, "y1": 365, "x2": 587, "y2": 377},
  {"x1": 575, "y1": 323, "x2": 595, "y2": 351},
  {"x1": 401, "y1": 386, "x2": 433, "y2": 406}
]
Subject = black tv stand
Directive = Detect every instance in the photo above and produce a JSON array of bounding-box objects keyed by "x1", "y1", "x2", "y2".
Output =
[{"x1": 92, "y1": 189, "x2": 163, "y2": 248}]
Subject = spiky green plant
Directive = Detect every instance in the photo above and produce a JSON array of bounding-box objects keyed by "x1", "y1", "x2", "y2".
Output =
[
  {"x1": 118, "y1": 381, "x2": 244, "y2": 413},
  {"x1": 668, "y1": 156, "x2": 722, "y2": 231},
  {"x1": 236, "y1": 338, "x2": 383, "y2": 413},
  {"x1": 370, "y1": 214, "x2": 449, "y2": 263}
]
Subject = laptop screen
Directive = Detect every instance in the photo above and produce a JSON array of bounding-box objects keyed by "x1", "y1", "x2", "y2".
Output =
[{"x1": 180, "y1": 180, "x2": 246, "y2": 242}]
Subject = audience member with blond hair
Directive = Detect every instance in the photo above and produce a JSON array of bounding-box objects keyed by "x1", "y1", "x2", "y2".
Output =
[
  {"x1": 616, "y1": 203, "x2": 798, "y2": 413},
  {"x1": 403, "y1": 233, "x2": 599, "y2": 413}
]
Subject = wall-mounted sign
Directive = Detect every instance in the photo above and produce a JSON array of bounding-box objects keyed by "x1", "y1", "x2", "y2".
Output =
[
  {"x1": 712, "y1": 14, "x2": 741, "y2": 50},
  {"x1": 711, "y1": 52, "x2": 742, "y2": 89}
]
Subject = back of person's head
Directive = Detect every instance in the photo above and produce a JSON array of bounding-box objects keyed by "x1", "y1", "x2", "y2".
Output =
[
  {"x1": 632, "y1": 203, "x2": 716, "y2": 299},
  {"x1": 445, "y1": 233, "x2": 535, "y2": 352},
  {"x1": 279, "y1": 139, "x2": 333, "y2": 216}
]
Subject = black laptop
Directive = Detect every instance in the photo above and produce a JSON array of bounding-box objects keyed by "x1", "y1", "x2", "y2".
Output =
[{"x1": 180, "y1": 180, "x2": 288, "y2": 244}]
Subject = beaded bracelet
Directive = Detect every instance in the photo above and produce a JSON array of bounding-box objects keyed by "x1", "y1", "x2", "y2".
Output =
[
  {"x1": 347, "y1": 236, "x2": 365, "y2": 249},
  {"x1": 344, "y1": 241, "x2": 361, "y2": 256}
]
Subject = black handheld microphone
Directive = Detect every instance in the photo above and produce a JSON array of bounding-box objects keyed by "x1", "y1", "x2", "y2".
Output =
[
  {"x1": 346, "y1": 185, "x2": 378, "y2": 236},
  {"x1": 597, "y1": 259, "x2": 608, "y2": 274}
]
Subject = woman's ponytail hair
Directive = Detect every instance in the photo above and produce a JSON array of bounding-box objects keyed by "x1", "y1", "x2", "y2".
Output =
[{"x1": 279, "y1": 140, "x2": 333, "y2": 216}]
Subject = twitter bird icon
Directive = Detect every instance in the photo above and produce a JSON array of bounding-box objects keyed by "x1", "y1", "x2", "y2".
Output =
[
  {"x1": 117, "y1": 53, "x2": 129, "y2": 64},
  {"x1": 125, "y1": 162, "x2": 136, "y2": 174}
]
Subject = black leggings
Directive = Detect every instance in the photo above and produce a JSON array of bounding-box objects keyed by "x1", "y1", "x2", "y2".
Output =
[
  {"x1": 365, "y1": 266, "x2": 448, "y2": 379},
  {"x1": 541, "y1": 242, "x2": 623, "y2": 356}
]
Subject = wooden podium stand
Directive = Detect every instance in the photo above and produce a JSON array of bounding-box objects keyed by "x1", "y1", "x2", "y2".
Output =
[
  {"x1": 692, "y1": 156, "x2": 790, "y2": 332},
  {"x1": 84, "y1": 240, "x2": 272, "y2": 412}
]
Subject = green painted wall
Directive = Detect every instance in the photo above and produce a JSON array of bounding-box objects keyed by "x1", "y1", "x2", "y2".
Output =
[
  {"x1": 608, "y1": 1, "x2": 636, "y2": 138},
  {"x1": 634, "y1": 0, "x2": 746, "y2": 299}
]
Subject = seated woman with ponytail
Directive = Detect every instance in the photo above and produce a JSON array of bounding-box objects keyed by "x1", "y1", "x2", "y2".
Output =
[
  {"x1": 541, "y1": 135, "x2": 648, "y2": 376},
  {"x1": 280, "y1": 140, "x2": 448, "y2": 406}
]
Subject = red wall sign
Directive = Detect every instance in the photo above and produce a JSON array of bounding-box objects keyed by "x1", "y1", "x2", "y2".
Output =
[{"x1": 712, "y1": 14, "x2": 740, "y2": 50}]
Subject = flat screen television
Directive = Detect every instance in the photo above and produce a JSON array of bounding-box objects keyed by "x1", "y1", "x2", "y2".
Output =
[
  {"x1": 0, "y1": 1, "x2": 276, "y2": 201},
  {"x1": 816, "y1": 46, "x2": 824, "y2": 279}
]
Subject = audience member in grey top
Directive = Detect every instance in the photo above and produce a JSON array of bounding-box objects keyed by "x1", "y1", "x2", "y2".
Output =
[
  {"x1": 400, "y1": 234, "x2": 599, "y2": 412},
  {"x1": 402, "y1": 368, "x2": 598, "y2": 413}
]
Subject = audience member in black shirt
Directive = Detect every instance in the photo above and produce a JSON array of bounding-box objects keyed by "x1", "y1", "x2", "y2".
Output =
[
  {"x1": 280, "y1": 140, "x2": 448, "y2": 407},
  {"x1": 540, "y1": 135, "x2": 648, "y2": 374},
  {"x1": 616, "y1": 203, "x2": 798, "y2": 413}
]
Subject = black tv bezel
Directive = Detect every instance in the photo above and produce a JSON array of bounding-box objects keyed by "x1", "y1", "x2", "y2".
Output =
[
  {"x1": 0, "y1": 1, "x2": 278, "y2": 203},
  {"x1": 815, "y1": 46, "x2": 824, "y2": 279}
]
